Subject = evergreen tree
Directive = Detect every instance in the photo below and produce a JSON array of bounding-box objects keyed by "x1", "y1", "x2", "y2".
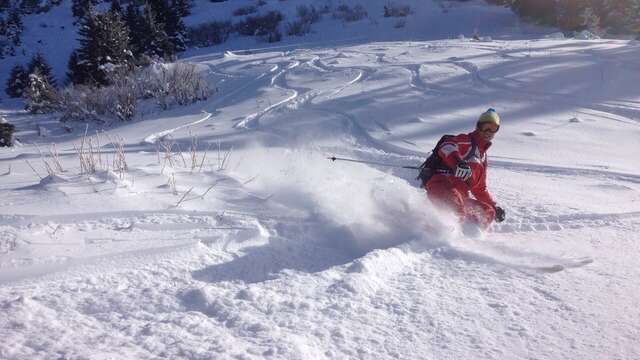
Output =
[
  {"x1": 579, "y1": 6, "x2": 601, "y2": 33},
  {"x1": 146, "y1": 0, "x2": 168, "y2": 20},
  {"x1": 145, "y1": 0, "x2": 186, "y2": 56},
  {"x1": 72, "y1": 0, "x2": 93, "y2": 20},
  {"x1": 139, "y1": 4, "x2": 173, "y2": 58},
  {"x1": 6, "y1": 9, "x2": 23, "y2": 50},
  {"x1": 0, "y1": 0, "x2": 11, "y2": 12},
  {"x1": 498, "y1": 0, "x2": 640, "y2": 35},
  {"x1": 24, "y1": 68, "x2": 59, "y2": 113},
  {"x1": 70, "y1": 11, "x2": 133, "y2": 85},
  {"x1": 65, "y1": 49, "x2": 84, "y2": 85},
  {"x1": 27, "y1": 52, "x2": 56, "y2": 87},
  {"x1": 124, "y1": 2, "x2": 144, "y2": 58},
  {"x1": 172, "y1": 0, "x2": 190, "y2": 17},
  {"x1": 0, "y1": 17, "x2": 6, "y2": 58},
  {"x1": 620, "y1": 0, "x2": 640, "y2": 35},
  {"x1": 556, "y1": 0, "x2": 590, "y2": 30},
  {"x1": 20, "y1": 0, "x2": 41, "y2": 14},
  {"x1": 165, "y1": 0, "x2": 186, "y2": 52},
  {"x1": 510, "y1": 0, "x2": 556, "y2": 21},
  {"x1": 5, "y1": 64, "x2": 28, "y2": 98},
  {"x1": 110, "y1": 0, "x2": 123, "y2": 15}
]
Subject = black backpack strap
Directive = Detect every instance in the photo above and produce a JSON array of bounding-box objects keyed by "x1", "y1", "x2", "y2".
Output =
[
  {"x1": 416, "y1": 135, "x2": 453, "y2": 182},
  {"x1": 463, "y1": 137, "x2": 477, "y2": 162}
]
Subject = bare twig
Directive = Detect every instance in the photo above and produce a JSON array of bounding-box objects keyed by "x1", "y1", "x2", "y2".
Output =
[
  {"x1": 198, "y1": 144, "x2": 211, "y2": 173},
  {"x1": 173, "y1": 187, "x2": 194, "y2": 208},
  {"x1": 159, "y1": 139, "x2": 177, "y2": 174},
  {"x1": 106, "y1": 134, "x2": 127, "y2": 179},
  {"x1": 25, "y1": 159, "x2": 43, "y2": 180},
  {"x1": 200, "y1": 184, "x2": 216, "y2": 198},
  {"x1": 242, "y1": 175, "x2": 258, "y2": 185},
  {"x1": 217, "y1": 142, "x2": 233, "y2": 171},
  {"x1": 74, "y1": 126, "x2": 98, "y2": 175},
  {"x1": 49, "y1": 144, "x2": 64, "y2": 173},
  {"x1": 178, "y1": 183, "x2": 216, "y2": 205},
  {"x1": 33, "y1": 143, "x2": 56, "y2": 177},
  {"x1": 174, "y1": 142, "x2": 188, "y2": 167},
  {"x1": 168, "y1": 173, "x2": 177, "y2": 195},
  {"x1": 189, "y1": 135, "x2": 198, "y2": 172}
]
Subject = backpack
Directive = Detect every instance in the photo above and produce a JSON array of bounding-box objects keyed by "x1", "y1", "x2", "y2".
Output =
[{"x1": 416, "y1": 135, "x2": 477, "y2": 184}]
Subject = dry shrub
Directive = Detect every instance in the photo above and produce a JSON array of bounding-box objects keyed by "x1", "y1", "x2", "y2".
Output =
[
  {"x1": 58, "y1": 62, "x2": 209, "y2": 122},
  {"x1": 136, "y1": 62, "x2": 209, "y2": 110},
  {"x1": 333, "y1": 4, "x2": 368, "y2": 22}
]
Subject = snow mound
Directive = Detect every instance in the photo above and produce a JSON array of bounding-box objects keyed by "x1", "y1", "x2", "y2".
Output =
[
  {"x1": 575, "y1": 30, "x2": 600, "y2": 40},
  {"x1": 545, "y1": 32, "x2": 566, "y2": 39}
]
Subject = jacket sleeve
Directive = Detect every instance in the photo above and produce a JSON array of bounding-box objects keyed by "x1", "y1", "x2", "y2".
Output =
[
  {"x1": 437, "y1": 139, "x2": 463, "y2": 170},
  {"x1": 471, "y1": 160, "x2": 495, "y2": 206}
]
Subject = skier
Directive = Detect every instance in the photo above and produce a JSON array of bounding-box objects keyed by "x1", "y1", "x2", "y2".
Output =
[{"x1": 422, "y1": 108, "x2": 506, "y2": 230}]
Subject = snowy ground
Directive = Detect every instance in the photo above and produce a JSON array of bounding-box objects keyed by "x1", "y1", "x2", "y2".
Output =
[{"x1": 2, "y1": 3, "x2": 640, "y2": 360}]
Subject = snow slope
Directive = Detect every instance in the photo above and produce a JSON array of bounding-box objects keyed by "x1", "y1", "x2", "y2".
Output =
[
  {"x1": 0, "y1": 0, "x2": 549, "y2": 95},
  {"x1": 2, "y1": 1, "x2": 640, "y2": 359}
]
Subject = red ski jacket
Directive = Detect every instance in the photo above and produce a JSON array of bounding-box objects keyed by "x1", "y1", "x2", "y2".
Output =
[{"x1": 429, "y1": 131, "x2": 494, "y2": 206}]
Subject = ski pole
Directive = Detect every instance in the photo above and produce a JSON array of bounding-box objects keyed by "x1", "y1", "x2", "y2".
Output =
[{"x1": 327, "y1": 156, "x2": 421, "y2": 170}]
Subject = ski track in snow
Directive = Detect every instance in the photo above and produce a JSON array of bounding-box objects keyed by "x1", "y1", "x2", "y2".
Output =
[{"x1": 142, "y1": 111, "x2": 213, "y2": 144}]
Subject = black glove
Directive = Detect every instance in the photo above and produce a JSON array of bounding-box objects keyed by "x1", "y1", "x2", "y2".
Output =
[
  {"x1": 454, "y1": 161, "x2": 472, "y2": 181},
  {"x1": 494, "y1": 206, "x2": 505, "y2": 222}
]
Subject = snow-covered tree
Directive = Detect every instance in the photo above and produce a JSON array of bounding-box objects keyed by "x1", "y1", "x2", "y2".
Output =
[
  {"x1": 27, "y1": 52, "x2": 56, "y2": 87},
  {"x1": 144, "y1": 0, "x2": 186, "y2": 56},
  {"x1": 69, "y1": 10, "x2": 133, "y2": 85},
  {"x1": 165, "y1": 0, "x2": 187, "y2": 53},
  {"x1": 138, "y1": 4, "x2": 173, "y2": 59},
  {"x1": 124, "y1": 3, "x2": 144, "y2": 58},
  {"x1": 5, "y1": 64, "x2": 28, "y2": 97},
  {"x1": 24, "y1": 69, "x2": 59, "y2": 113}
]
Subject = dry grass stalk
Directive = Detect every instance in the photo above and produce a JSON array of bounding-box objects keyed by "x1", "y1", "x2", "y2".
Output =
[
  {"x1": 34, "y1": 143, "x2": 56, "y2": 177},
  {"x1": 188, "y1": 136, "x2": 210, "y2": 173},
  {"x1": 189, "y1": 136, "x2": 198, "y2": 172},
  {"x1": 173, "y1": 187, "x2": 194, "y2": 208},
  {"x1": 49, "y1": 144, "x2": 64, "y2": 173},
  {"x1": 159, "y1": 139, "x2": 177, "y2": 174},
  {"x1": 106, "y1": 134, "x2": 128, "y2": 179},
  {"x1": 174, "y1": 142, "x2": 188, "y2": 167},
  {"x1": 168, "y1": 173, "x2": 177, "y2": 195},
  {"x1": 25, "y1": 159, "x2": 43, "y2": 180},
  {"x1": 74, "y1": 125, "x2": 98, "y2": 175},
  {"x1": 198, "y1": 144, "x2": 211, "y2": 173},
  {"x1": 177, "y1": 183, "x2": 216, "y2": 205},
  {"x1": 199, "y1": 184, "x2": 216, "y2": 198},
  {"x1": 217, "y1": 142, "x2": 233, "y2": 171}
]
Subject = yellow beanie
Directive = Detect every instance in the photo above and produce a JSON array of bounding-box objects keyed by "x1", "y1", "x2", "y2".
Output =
[{"x1": 477, "y1": 108, "x2": 500, "y2": 128}]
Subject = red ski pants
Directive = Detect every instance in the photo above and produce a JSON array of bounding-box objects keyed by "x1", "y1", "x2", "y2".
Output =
[{"x1": 425, "y1": 176, "x2": 496, "y2": 229}]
